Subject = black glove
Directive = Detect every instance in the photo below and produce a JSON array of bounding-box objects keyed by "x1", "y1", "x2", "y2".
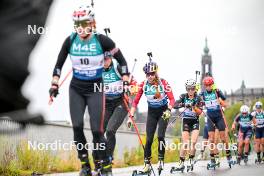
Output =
[
  {"x1": 185, "y1": 102, "x2": 192, "y2": 108},
  {"x1": 49, "y1": 83, "x2": 59, "y2": 97},
  {"x1": 174, "y1": 102, "x2": 184, "y2": 109}
]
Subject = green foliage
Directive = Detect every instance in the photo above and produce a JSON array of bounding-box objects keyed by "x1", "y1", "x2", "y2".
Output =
[{"x1": 224, "y1": 102, "x2": 243, "y2": 129}]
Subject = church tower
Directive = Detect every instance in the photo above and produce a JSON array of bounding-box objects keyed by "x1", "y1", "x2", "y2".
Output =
[{"x1": 200, "y1": 38, "x2": 212, "y2": 90}]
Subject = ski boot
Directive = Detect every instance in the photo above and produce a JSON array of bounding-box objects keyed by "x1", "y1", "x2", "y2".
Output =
[
  {"x1": 237, "y1": 155, "x2": 242, "y2": 165},
  {"x1": 92, "y1": 160, "x2": 102, "y2": 176},
  {"x1": 215, "y1": 154, "x2": 220, "y2": 166},
  {"x1": 170, "y1": 160, "x2": 185, "y2": 173},
  {"x1": 227, "y1": 154, "x2": 235, "y2": 168},
  {"x1": 255, "y1": 152, "x2": 262, "y2": 164},
  {"x1": 157, "y1": 159, "x2": 164, "y2": 176},
  {"x1": 186, "y1": 158, "x2": 194, "y2": 172},
  {"x1": 132, "y1": 158, "x2": 151, "y2": 176},
  {"x1": 255, "y1": 157, "x2": 261, "y2": 164},
  {"x1": 100, "y1": 159, "x2": 113, "y2": 176},
  {"x1": 79, "y1": 165, "x2": 92, "y2": 176},
  {"x1": 243, "y1": 154, "x2": 248, "y2": 165},
  {"x1": 79, "y1": 154, "x2": 92, "y2": 176},
  {"x1": 207, "y1": 158, "x2": 219, "y2": 170}
]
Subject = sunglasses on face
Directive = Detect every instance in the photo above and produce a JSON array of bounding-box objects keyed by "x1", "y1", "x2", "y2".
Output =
[
  {"x1": 74, "y1": 21, "x2": 92, "y2": 28},
  {"x1": 187, "y1": 87, "x2": 195, "y2": 91},
  {"x1": 146, "y1": 72, "x2": 156, "y2": 77}
]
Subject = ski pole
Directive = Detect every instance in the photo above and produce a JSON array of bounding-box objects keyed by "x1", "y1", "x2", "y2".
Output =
[
  {"x1": 129, "y1": 58, "x2": 137, "y2": 83},
  {"x1": 122, "y1": 95, "x2": 156, "y2": 176},
  {"x1": 48, "y1": 69, "x2": 72, "y2": 105},
  {"x1": 195, "y1": 70, "x2": 200, "y2": 83},
  {"x1": 147, "y1": 52, "x2": 153, "y2": 62},
  {"x1": 167, "y1": 107, "x2": 187, "y2": 128},
  {"x1": 122, "y1": 95, "x2": 144, "y2": 148},
  {"x1": 104, "y1": 28, "x2": 110, "y2": 36}
]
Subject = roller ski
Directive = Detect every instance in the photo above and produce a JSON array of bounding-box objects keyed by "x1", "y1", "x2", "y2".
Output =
[
  {"x1": 170, "y1": 161, "x2": 185, "y2": 173},
  {"x1": 132, "y1": 159, "x2": 152, "y2": 176},
  {"x1": 186, "y1": 158, "x2": 194, "y2": 172},
  {"x1": 157, "y1": 159, "x2": 164, "y2": 175},
  {"x1": 207, "y1": 159, "x2": 220, "y2": 170}
]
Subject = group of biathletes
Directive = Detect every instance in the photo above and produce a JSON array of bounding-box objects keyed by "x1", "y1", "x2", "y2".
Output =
[{"x1": 48, "y1": 5, "x2": 264, "y2": 176}]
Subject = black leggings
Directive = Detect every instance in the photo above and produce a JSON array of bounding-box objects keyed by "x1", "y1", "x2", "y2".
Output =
[
  {"x1": 69, "y1": 85, "x2": 107, "y2": 162},
  {"x1": 104, "y1": 97, "x2": 128, "y2": 158},
  {"x1": 145, "y1": 105, "x2": 168, "y2": 159}
]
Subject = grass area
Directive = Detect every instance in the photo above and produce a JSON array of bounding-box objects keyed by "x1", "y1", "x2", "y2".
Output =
[
  {"x1": 0, "y1": 135, "x2": 180, "y2": 175},
  {"x1": 0, "y1": 139, "x2": 80, "y2": 176}
]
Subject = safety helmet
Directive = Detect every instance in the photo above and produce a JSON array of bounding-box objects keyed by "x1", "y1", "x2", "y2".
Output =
[
  {"x1": 143, "y1": 61, "x2": 158, "y2": 74},
  {"x1": 185, "y1": 79, "x2": 196, "y2": 88},
  {"x1": 203, "y1": 76, "x2": 214, "y2": 86},
  {"x1": 255, "y1": 101, "x2": 263, "y2": 109},
  {"x1": 240, "y1": 105, "x2": 249, "y2": 114},
  {"x1": 72, "y1": 5, "x2": 95, "y2": 22}
]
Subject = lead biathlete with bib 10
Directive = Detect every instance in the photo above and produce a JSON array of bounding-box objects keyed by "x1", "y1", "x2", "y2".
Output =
[{"x1": 49, "y1": 5, "x2": 129, "y2": 176}]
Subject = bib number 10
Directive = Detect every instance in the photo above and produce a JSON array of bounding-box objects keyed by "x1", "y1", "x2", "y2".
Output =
[{"x1": 80, "y1": 58, "x2": 89, "y2": 65}]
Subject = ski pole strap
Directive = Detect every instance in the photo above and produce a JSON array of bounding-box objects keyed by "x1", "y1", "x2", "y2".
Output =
[{"x1": 48, "y1": 69, "x2": 72, "y2": 105}]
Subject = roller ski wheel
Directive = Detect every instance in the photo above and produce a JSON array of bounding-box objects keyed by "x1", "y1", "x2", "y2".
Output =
[
  {"x1": 186, "y1": 164, "x2": 193, "y2": 172},
  {"x1": 131, "y1": 170, "x2": 151, "y2": 176},
  {"x1": 31, "y1": 172, "x2": 43, "y2": 176},
  {"x1": 170, "y1": 165, "x2": 185, "y2": 173}
]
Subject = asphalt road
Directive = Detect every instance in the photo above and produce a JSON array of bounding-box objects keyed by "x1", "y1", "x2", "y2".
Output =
[{"x1": 46, "y1": 155, "x2": 264, "y2": 176}]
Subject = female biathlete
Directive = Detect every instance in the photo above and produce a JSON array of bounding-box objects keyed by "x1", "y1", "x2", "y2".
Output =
[
  {"x1": 49, "y1": 5, "x2": 129, "y2": 176},
  {"x1": 252, "y1": 101, "x2": 264, "y2": 163},
  {"x1": 127, "y1": 60, "x2": 175, "y2": 174},
  {"x1": 232, "y1": 105, "x2": 255, "y2": 165},
  {"x1": 171, "y1": 79, "x2": 203, "y2": 173},
  {"x1": 199, "y1": 76, "x2": 233, "y2": 169}
]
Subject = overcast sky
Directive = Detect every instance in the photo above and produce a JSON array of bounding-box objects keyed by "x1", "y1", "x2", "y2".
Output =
[{"x1": 23, "y1": 0, "x2": 264, "y2": 121}]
